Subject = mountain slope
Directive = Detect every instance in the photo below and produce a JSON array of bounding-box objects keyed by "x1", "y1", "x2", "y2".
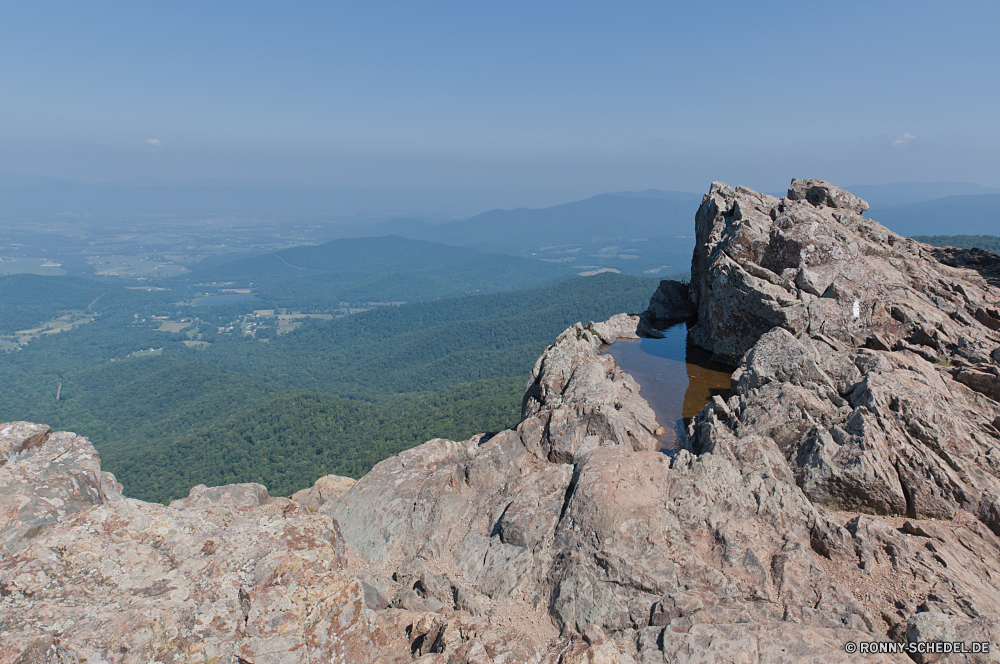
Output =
[
  {"x1": 185, "y1": 235, "x2": 574, "y2": 294},
  {"x1": 417, "y1": 192, "x2": 701, "y2": 252},
  {"x1": 0, "y1": 272, "x2": 658, "y2": 503}
]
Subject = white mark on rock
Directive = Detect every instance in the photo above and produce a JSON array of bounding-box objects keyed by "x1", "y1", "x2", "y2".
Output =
[{"x1": 852, "y1": 300, "x2": 860, "y2": 319}]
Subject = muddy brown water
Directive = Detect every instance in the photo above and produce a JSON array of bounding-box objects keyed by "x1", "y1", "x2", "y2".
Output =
[{"x1": 602, "y1": 320, "x2": 733, "y2": 452}]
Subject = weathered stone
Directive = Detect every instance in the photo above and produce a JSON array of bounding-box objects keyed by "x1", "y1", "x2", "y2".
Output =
[
  {"x1": 731, "y1": 327, "x2": 834, "y2": 394},
  {"x1": 289, "y1": 474, "x2": 357, "y2": 512},
  {"x1": 645, "y1": 279, "x2": 695, "y2": 321},
  {"x1": 0, "y1": 428, "x2": 390, "y2": 663},
  {"x1": 931, "y1": 246, "x2": 1000, "y2": 288},
  {"x1": 0, "y1": 422, "x2": 51, "y2": 459},
  {"x1": 0, "y1": 424, "x2": 121, "y2": 559},
  {"x1": 787, "y1": 177, "x2": 870, "y2": 213},
  {"x1": 906, "y1": 612, "x2": 1000, "y2": 663},
  {"x1": 954, "y1": 366, "x2": 1000, "y2": 401},
  {"x1": 689, "y1": 179, "x2": 999, "y2": 363}
]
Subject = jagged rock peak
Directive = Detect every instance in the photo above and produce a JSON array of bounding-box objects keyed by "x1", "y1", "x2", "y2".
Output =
[
  {"x1": 689, "y1": 178, "x2": 1000, "y2": 364},
  {"x1": 681, "y1": 177, "x2": 1000, "y2": 656},
  {"x1": 787, "y1": 178, "x2": 870, "y2": 213}
]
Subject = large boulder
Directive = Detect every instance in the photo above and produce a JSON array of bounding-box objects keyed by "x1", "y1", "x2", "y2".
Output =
[{"x1": 1, "y1": 422, "x2": 122, "y2": 559}]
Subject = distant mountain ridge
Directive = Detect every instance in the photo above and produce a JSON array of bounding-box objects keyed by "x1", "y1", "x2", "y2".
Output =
[
  {"x1": 867, "y1": 194, "x2": 1000, "y2": 237},
  {"x1": 333, "y1": 190, "x2": 702, "y2": 277},
  {"x1": 847, "y1": 181, "x2": 1000, "y2": 206},
  {"x1": 0, "y1": 176, "x2": 700, "y2": 221},
  {"x1": 173, "y1": 190, "x2": 704, "y2": 279},
  {"x1": 7, "y1": 175, "x2": 998, "y2": 263},
  {"x1": 407, "y1": 192, "x2": 702, "y2": 251},
  {"x1": 184, "y1": 235, "x2": 576, "y2": 304}
]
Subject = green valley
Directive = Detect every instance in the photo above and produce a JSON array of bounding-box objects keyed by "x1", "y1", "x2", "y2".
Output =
[{"x1": 0, "y1": 260, "x2": 658, "y2": 503}]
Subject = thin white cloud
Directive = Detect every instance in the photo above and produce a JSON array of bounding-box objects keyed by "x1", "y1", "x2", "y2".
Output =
[
  {"x1": 146, "y1": 138, "x2": 162, "y2": 147},
  {"x1": 891, "y1": 133, "x2": 917, "y2": 147}
]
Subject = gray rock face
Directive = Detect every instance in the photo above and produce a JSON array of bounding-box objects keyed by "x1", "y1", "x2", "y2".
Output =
[
  {"x1": 645, "y1": 279, "x2": 696, "y2": 321},
  {"x1": 0, "y1": 422, "x2": 122, "y2": 559},
  {"x1": 931, "y1": 246, "x2": 1000, "y2": 288},
  {"x1": 689, "y1": 179, "x2": 1000, "y2": 365},
  {"x1": 906, "y1": 612, "x2": 1000, "y2": 664},
  {"x1": 681, "y1": 181, "x2": 1000, "y2": 660},
  {"x1": 730, "y1": 327, "x2": 834, "y2": 394},
  {"x1": 787, "y1": 177, "x2": 870, "y2": 213},
  {"x1": 0, "y1": 427, "x2": 390, "y2": 663},
  {"x1": 687, "y1": 182, "x2": 1000, "y2": 529}
]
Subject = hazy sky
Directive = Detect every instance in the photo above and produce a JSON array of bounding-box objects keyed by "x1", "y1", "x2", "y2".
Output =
[{"x1": 2, "y1": 1, "x2": 998, "y2": 197}]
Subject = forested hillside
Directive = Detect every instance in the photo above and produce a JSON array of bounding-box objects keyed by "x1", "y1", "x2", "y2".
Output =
[
  {"x1": 0, "y1": 275, "x2": 110, "y2": 332},
  {"x1": 187, "y1": 234, "x2": 572, "y2": 290},
  {"x1": 109, "y1": 380, "x2": 525, "y2": 501},
  {"x1": 0, "y1": 272, "x2": 658, "y2": 502}
]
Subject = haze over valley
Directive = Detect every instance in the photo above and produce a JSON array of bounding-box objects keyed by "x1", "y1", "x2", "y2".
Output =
[{"x1": 3, "y1": 177, "x2": 998, "y2": 505}]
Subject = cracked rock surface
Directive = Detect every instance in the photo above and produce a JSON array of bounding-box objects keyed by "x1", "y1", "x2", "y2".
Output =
[{"x1": 1, "y1": 428, "x2": 386, "y2": 663}]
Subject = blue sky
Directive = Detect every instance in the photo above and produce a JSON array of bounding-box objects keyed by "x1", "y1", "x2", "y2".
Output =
[{"x1": 2, "y1": 1, "x2": 998, "y2": 197}]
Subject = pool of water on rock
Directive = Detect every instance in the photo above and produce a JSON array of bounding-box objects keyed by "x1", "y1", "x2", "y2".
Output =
[{"x1": 602, "y1": 320, "x2": 733, "y2": 452}]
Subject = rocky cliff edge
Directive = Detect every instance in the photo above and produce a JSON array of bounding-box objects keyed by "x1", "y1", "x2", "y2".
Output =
[{"x1": 4, "y1": 179, "x2": 1000, "y2": 663}]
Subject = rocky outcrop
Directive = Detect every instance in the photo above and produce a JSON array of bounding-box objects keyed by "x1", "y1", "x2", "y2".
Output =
[
  {"x1": 1, "y1": 423, "x2": 121, "y2": 559},
  {"x1": 319, "y1": 304, "x2": 931, "y2": 660},
  {"x1": 682, "y1": 179, "x2": 1000, "y2": 658},
  {"x1": 321, "y1": 314, "x2": 671, "y2": 660},
  {"x1": 687, "y1": 181, "x2": 1000, "y2": 527},
  {"x1": 320, "y1": 180, "x2": 1000, "y2": 661},
  {"x1": 5, "y1": 179, "x2": 1000, "y2": 662},
  {"x1": 644, "y1": 279, "x2": 696, "y2": 322},
  {"x1": 0, "y1": 426, "x2": 389, "y2": 663},
  {"x1": 689, "y1": 179, "x2": 1000, "y2": 366},
  {"x1": 290, "y1": 474, "x2": 357, "y2": 512},
  {"x1": 931, "y1": 246, "x2": 1000, "y2": 288}
]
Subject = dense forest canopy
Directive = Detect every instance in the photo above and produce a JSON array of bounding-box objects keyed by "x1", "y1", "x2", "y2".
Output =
[
  {"x1": 0, "y1": 268, "x2": 658, "y2": 503},
  {"x1": 186, "y1": 234, "x2": 574, "y2": 288}
]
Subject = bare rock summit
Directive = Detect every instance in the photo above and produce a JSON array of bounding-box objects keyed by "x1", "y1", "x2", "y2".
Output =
[
  {"x1": 0, "y1": 425, "x2": 386, "y2": 663},
  {"x1": 690, "y1": 178, "x2": 1000, "y2": 365}
]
